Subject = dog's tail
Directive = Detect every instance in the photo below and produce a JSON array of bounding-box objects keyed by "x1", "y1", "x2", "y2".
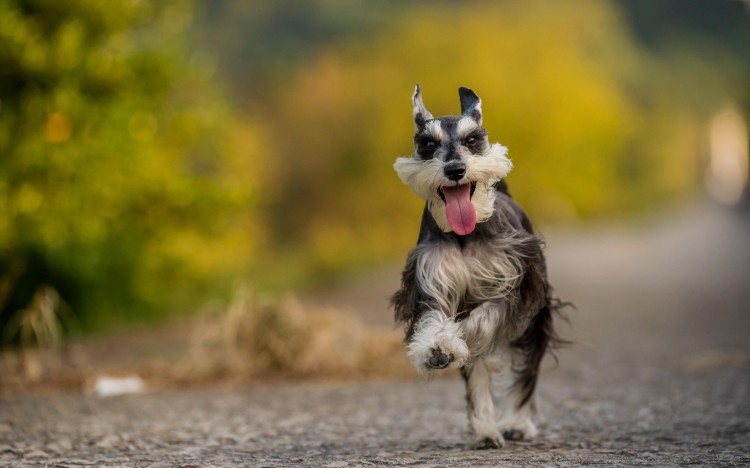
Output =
[{"x1": 511, "y1": 295, "x2": 572, "y2": 407}]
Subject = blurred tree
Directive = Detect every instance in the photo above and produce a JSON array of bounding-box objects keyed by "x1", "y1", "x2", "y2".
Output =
[
  {"x1": 193, "y1": 0, "x2": 408, "y2": 102},
  {"x1": 615, "y1": 0, "x2": 750, "y2": 61},
  {"x1": 0, "y1": 0, "x2": 262, "y2": 340}
]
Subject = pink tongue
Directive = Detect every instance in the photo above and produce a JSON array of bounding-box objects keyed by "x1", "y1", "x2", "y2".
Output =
[{"x1": 442, "y1": 184, "x2": 476, "y2": 235}]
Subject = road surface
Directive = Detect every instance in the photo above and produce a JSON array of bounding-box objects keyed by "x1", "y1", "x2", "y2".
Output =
[{"x1": 1, "y1": 203, "x2": 749, "y2": 466}]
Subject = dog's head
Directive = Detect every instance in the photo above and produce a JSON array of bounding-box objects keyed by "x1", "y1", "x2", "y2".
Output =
[{"x1": 394, "y1": 85, "x2": 512, "y2": 236}]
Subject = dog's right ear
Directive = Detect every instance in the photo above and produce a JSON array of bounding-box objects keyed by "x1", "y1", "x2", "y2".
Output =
[
  {"x1": 412, "y1": 84, "x2": 433, "y2": 130},
  {"x1": 459, "y1": 87, "x2": 482, "y2": 125}
]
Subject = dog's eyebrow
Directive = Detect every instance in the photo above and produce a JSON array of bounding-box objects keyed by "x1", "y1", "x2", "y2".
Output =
[
  {"x1": 457, "y1": 117, "x2": 480, "y2": 139},
  {"x1": 424, "y1": 120, "x2": 446, "y2": 142}
]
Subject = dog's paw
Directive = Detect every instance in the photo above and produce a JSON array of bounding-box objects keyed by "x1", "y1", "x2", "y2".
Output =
[
  {"x1": 426, "y1": 347, "x2": 453, "y2": 370},
  {"x1": 499, "y1": 419, "x2": 538, "y2": 441},
  {"x1": 407, "y1": 310, "x2": 470, "y2": 374},
  {"x1": 471, "y1": 434, "x2": 505, "y2": 450},
  {"x1": 502, "y1": 428, "x2": 529, "y2": 441}
]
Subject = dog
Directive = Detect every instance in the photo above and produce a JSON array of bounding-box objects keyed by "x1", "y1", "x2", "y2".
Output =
[{"x1": 391, "y1": 85, "x2": 564, "y2": 449}]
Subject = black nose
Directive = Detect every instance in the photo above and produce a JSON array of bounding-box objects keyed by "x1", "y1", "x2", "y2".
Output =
[{"x1": 444, "y1": 163, "x2": 466, "y2": 181}]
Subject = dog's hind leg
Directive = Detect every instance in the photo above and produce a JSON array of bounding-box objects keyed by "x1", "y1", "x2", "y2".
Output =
[
  {"x1": 486, "y1": 346, "x2": 540, "y2": 441},
  {"x1": 460, "y1": 359, "x2": 505, "y2": 449},
  {"x1": 495, "y1": 301, "x2": 558, "y2": 440}
]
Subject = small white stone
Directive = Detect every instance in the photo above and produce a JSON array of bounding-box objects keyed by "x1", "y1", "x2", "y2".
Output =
[{"x1": 92, "y1": 375, "x2": 145, "y2": 396}]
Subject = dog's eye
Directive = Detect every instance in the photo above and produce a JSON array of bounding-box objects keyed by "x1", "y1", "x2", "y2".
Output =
[
  {"x1": 464, "y1": 133, "x2": 483, "y2": 145},
  {"x1": 415, "y1": 137, "x2": 438, "y2": 158},
  {"x1": 418, "y1": 140, "x2": 437, "y2": 152},
  {"x1": 463, "y1": 133, "x2": 486, "y2": 152}
]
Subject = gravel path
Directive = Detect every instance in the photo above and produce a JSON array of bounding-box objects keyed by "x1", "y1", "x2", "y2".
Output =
[{"x1": 2, "y1": 204, "x2": 749, "y2": 467}]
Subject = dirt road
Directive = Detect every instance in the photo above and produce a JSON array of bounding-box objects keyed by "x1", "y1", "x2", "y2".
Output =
[{"x1": 2, "y1": 203, "x2": 749, "y2": 466}]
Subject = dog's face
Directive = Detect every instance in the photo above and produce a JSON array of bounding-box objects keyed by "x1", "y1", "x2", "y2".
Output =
[{"x1": 394, "y1": 85, "x2": 512, "y2": 235}]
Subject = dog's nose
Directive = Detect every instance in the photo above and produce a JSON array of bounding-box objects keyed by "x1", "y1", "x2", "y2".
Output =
[{"x1": 444, "y1": 163, "x2": 466, "y2": 181}]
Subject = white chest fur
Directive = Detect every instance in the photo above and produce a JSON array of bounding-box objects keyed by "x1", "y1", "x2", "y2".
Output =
[{"x1": 414, "y1": 239, "x2": 522, "y2": 316}]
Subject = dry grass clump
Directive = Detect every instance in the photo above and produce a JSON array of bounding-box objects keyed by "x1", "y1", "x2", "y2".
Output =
[
  {"x1": 2, "y1": 285, "x2": 66, "y2": 382},
  {"x1": 0, "y1": 286, "x2": 415, "y2": 394},
  {"x1": 182, "y1": 286, "x2": 411, "y2": 380}
]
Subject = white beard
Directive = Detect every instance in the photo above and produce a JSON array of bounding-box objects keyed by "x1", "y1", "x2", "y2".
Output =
[{"x1": 393, "y1": 143, "x2": 512, "y2": 233}]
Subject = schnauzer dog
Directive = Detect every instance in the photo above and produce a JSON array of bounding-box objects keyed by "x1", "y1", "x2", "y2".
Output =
[{"x1": 391, "y1": 85, "x2": 564, "y2": 449}]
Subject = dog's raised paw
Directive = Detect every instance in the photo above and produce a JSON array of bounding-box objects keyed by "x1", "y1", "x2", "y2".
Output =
[
  {"x1": 426, "y1": 348, "x2": 453, "y2": 369},
  {"x1": 405, "y1": 310, "x2": 469, "y2": 373},
  {"x1": 471, "y1": 435, "x2": 505, "y2": 450}
]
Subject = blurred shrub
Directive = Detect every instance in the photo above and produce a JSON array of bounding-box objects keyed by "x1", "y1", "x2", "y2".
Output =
[{"x1": 0, "y1": 0, "x2": 263, "y2": 337}]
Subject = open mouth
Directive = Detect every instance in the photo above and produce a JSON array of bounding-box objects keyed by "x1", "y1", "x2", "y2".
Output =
[
  {"x1": 436, "y1": 182, "x2": 478, "y2": 236},
  {"x1": 437, "y1": 182, "x2": 476, "y2": 202}
]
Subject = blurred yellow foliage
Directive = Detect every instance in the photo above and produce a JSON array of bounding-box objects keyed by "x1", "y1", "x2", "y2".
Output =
[
  {"x1": 262, "y1": 1, "x2": 705, "y2": 279},
  {"x1": 44, "y1": 112, "x2": 72, "y2": 143}
]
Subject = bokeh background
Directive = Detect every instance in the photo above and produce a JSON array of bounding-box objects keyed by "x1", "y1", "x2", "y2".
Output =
[{"x1": 1, "y1": 0, "x2": 749, "y2": 386}]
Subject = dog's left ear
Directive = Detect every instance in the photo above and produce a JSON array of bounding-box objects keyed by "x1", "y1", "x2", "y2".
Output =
[{"x1": 459, "y1": 87, "x2": 482, "y2": 126}]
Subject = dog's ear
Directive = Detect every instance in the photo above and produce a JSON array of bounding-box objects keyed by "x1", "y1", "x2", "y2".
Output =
[
  {"x1": 412, "y1": 84, "x2": 433, "y2": 130},
  {"x1": 459, "y1": 87, "x2": 482, "y2": 125}
]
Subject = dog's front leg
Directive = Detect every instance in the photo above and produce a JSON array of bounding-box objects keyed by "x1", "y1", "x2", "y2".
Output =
[
  {"x1": 460, "y1": 302, "x2": 505, "y2": 358},
  {"x1": 461, "y1": 300, "x2": 535, "y2": 356},
  {"x1": 406, "y1": 310, "x2": 469, "y2": 374},
  {"x1": 461, "y1": 359, "x2": 504, "y2": 449}
]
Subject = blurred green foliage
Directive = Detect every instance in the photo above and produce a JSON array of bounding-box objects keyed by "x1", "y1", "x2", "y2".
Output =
[
  {"x1": 1, "y1": 0, "x2": 748, "y2": 338},
  {"x1": 0, "y1": 0, "x2": 262, "y2": 337}
]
